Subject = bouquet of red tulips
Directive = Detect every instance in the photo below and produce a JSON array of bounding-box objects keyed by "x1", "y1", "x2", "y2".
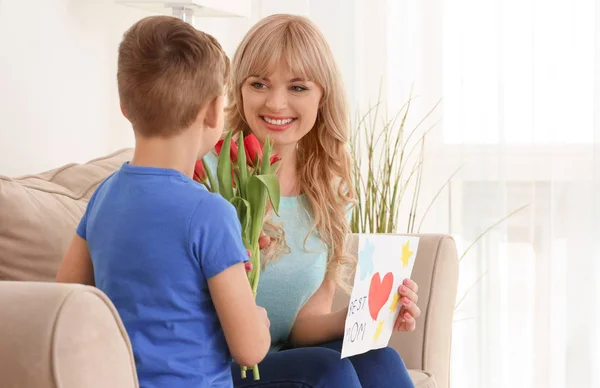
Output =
[{"x1": 193, "y1": 129, "x2": 280, "y2": 380}]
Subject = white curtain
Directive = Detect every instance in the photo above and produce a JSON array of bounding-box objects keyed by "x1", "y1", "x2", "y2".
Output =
[{"x1": 382, "y1": 0, "x2": 600, "y2": 387}]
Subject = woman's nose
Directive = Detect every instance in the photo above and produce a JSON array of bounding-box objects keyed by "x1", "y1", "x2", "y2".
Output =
[{"x1": 265, "y1": 89, "x2": 287, "y2": 111}]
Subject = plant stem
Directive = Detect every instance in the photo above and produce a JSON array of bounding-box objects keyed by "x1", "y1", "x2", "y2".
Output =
[
  {"x1": 458, "y1": 204, "x2": 529, "y2": 263},
  {"x1": 417, "y1": 164, "x2": 464, "y2": 232},
  {"x1": 240, "y1": 241, "x2": 262, "y2": 380},
  {"x1": 250, "y1": 242, "x2": 261, "y2": 296},
  {"x1": 454, "y1": 271, "x2": 488, "y2": 311}
]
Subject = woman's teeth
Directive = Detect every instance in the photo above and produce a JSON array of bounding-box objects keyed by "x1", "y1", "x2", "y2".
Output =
[{"x1": 263, "y1": 117, "x2": 293, "y2": 125}]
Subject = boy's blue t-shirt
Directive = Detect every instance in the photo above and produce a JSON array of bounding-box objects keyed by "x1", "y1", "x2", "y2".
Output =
[{"x1": 77, "y1": 162, "x2": 247, "y2": 388}]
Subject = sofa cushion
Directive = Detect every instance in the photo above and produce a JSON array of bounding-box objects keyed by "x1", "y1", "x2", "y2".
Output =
[{"x1": 0, "y1": 149, "x2": 133, "y2": 281}]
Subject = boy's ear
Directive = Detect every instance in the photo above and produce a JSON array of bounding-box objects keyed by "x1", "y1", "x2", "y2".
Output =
[
  {"x1": 204, "y1": 95, "x2": 225, "y2": 129},
  {"x1": 120, "y1": 102, "x2": 128, "y2": 119}
]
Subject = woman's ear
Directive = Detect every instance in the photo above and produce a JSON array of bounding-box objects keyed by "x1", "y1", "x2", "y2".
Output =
[{"x1": 204, "y1": 95, "x2": 225, "y2": 129}]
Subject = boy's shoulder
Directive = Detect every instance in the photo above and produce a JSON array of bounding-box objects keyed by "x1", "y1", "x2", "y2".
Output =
[
  {"x1": 91, "y1": 161, "x2": 237, "y2": 221},
  {"x1": 87, "y1": 170, "x2": 119, "y2": 203},
  {"x1": 190, "y1": 188, "x2": 237, "y2": 222},
  {"x1": 92, "y1": 163, "x2": 212, "y2": 205}
]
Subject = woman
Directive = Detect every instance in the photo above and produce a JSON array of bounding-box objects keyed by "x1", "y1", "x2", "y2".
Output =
[{"x1": 218, "y1": 14, "x2": 421, "y2": 387}]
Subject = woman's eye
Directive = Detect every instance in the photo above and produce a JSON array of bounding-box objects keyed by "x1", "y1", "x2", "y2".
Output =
[
  {"x1": 291, "y1": 85, "x2": 308, "y2": 92},
  {"x1": 251, "y1": 82, "x2": 267, "y2": 89}
]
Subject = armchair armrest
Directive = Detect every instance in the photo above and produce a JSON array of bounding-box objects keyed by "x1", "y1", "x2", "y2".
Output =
[
  {"x1": 334, "y1": 233, "x2": 459, "y2": 388},
  {"x1": 0, "y1": 281, "x2": 138, "y2": 388}
]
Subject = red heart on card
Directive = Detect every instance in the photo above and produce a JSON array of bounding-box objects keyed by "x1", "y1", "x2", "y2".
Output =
[{"x1": 368, "y1": 272, "x2": 394, "y2": 321}]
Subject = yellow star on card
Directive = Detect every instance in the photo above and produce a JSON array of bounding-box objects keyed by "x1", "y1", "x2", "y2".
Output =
[
  {"x1": 400, "y1": 241, "x2": 413, "y2": 268},
  {"x1": 373, "y1": 320, "x2": 384, "y2": 343},
  {"x1": 389, "y1": 292, "x2": 400, "y2": 312}
]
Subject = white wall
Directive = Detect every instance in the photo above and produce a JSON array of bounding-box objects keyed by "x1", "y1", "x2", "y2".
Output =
[
  {"x1": 0, "y1": 1, "x2": 153, "y2": 176},
  {"x1": 0, "y1": 0, "x2": 408, "y2": 177}
]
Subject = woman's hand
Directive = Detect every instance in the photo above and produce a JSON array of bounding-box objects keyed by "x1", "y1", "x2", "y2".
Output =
[
  {"x1": 256, "y1": 305, "x2": 270, "y2": 328},
  {"x1": 394, "y1": 278, "x2": 421, "y2": 332},
  {"x1": 259, "y1": 234, "x2": 271, "y2": 250},
  {"x1": 244, "y1": 234, "x2": 271, "y2": 273}
]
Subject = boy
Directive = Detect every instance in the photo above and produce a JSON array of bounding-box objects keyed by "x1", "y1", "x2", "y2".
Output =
[{"x1": 56, "y1": 16, "x2": 270, "y2": 387}]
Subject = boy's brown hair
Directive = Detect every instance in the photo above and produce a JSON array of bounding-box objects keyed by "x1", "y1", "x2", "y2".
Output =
[{"x1": 117, "y1": 16, "x2": 229, "y2": 137}]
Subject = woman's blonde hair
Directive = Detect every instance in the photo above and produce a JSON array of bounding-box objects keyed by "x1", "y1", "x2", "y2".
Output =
[{"x1": 226, "y1": 14, "x2": 357, "y2": 290}]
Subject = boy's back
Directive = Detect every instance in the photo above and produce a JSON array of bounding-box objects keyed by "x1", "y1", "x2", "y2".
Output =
[
  {"x1": 77, "y1": 162, "x2": 247, "y2": 388},
  {"x1": 56, "y1": 15, "x2": 271, "y2": 386}
]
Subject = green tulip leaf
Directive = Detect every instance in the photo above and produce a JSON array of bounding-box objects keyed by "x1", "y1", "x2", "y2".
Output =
[
  {"x1": 261, "y1": 136, "x2": 273, "y2": 175},
  {"x1": 230, "y1": 196, "x2": 251, "y2": 243},
  {"x1": 217, "y1": 130, "x2": 234, "y2": 200},
  {"x1": 246, "y1": 176, "x2": 265, "y2": 243},
  {"x1": 253, "y1": 174, "x2": 280, "y2": 216},
  {"x1": 202, "y1": 158, "x2": 217, "y2": 193},
  {"x1": 237, "y1": 134, "x2": 248, "y2": 197}
]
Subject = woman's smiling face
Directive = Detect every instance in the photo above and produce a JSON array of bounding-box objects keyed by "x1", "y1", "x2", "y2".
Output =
[{"x1": 241, "y1": 61, "x2": 323, "y2": 150}]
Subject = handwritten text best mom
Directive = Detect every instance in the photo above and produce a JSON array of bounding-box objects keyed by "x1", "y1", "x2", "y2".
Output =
[{"x1": 345, "y1": 295, "x2": 368, "y2": 343}]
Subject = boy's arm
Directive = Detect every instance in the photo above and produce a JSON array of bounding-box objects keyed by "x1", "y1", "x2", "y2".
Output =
[
  {"x1": 208, "y1": 262, "x2": 271, "y2": 367},
  {"x1": 193, "y1": 195, "x2": 270, "y2": 366},
  {"x1": 56, "y1": 234, "x2": 95, "y2": 286}
]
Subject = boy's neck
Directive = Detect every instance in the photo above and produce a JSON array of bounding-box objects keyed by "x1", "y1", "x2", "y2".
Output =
[{"x1": 130, "y1": 132, "x2": 200, "y2": 178}]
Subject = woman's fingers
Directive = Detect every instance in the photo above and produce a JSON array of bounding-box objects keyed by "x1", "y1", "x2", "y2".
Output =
[
  {"x1": 401, "y1": 297, "x2": 421, "y2": 320},
  {"x1": 394, "y1": 300, "x2": 420, "y2": 332},
  {"x1": 398, "y1": 284, "x2": 418, "y2": 304},
  {"x1": 402, "y1": 278, "x2": 418, "y2": 294},
  {"x1": 403, "y1": 315, "x2": 416, "y2": 332},
  {"x1": 394, "y1": 307, "x2": 416, "y2": 332},
  {"x1": 393, "y1": 278, "x2": 420, "y2": 332},
  {"x1": 258, "y1": 234, "x2": 271, "y2": 250}
]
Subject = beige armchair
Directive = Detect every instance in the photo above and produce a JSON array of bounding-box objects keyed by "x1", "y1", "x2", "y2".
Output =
[
  {"x1": 0, "y1": 149, "x2": 459, "y2": 388},
  {"x1": 0, "y1": 281, "x2": 139, "y2": 388}
]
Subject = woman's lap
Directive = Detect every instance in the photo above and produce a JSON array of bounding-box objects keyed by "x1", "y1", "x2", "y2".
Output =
[
  {"x1": 231, "y1": 340, "x2": 414, "y2": 388},
  {"x1": 318, "y1": 340, "x2": 414, "y2": 388}
]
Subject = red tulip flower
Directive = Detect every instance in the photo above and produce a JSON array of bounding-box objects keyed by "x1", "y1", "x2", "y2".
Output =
[
  {"x1": 193, "y1": 160, "x2": 207, "y2": 182},
  {"x1": 269, "y1": 154, "x2": 281, "y2": 165},
  {"x1": 244, "y1": 134, "x2": 263, "y2": 167},
  {"x1": 215, "y1": 139, "x2": 239, "y2": 163}
]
